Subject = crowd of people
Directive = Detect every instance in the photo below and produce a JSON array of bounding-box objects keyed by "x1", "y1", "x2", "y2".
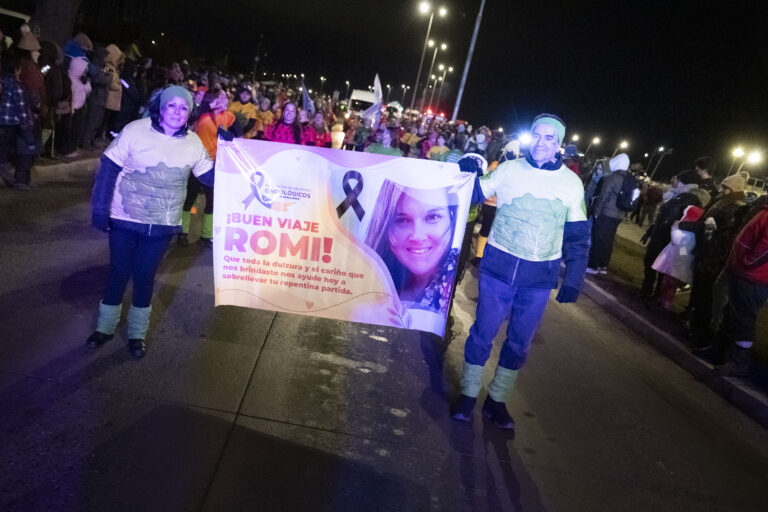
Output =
[{"x1": 1, "y1": 25, "x2": 766, "y2": 427}]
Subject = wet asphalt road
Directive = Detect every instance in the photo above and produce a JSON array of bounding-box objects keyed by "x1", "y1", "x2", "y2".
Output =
[{"x1": 1, "y1": 165, "x2": 768, "y2": 511}]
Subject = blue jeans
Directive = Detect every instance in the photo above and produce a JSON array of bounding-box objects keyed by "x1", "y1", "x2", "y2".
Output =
[
  {"x1": 465, "y1": 272, "x2": 551, "y2": 370},
  {"x1": 103, "y1": 225, "x2": 172, "y2": 308}
]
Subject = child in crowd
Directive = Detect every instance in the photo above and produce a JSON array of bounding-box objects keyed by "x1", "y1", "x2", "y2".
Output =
[{"x1": 652, "y1": 205, "x2": 704, "y2": 310}]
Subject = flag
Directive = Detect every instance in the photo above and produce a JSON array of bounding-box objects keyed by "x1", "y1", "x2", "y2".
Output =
[
  {"x1": 301, "y1": 81, "x2": 316, "y2": 116},
  {"x1": 362, "y1": 74, "x2": 383, "y2": 129}
]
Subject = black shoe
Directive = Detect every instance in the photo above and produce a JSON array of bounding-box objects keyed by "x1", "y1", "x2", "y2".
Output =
[
  {"x1": 128, "y1": 339, "x2": 146, "y2": 358},
  {"x1": 176, "y1": 233, "x2": 189, "y2": 247},
  {"x1": 482, "y1": 396, "x2": 515, "y2": 430},
  {"x1": 693, "y1": 344, "x2": 728, "y2": 365},
  {"x1": 715, "y1": 345, "x2": 751, "y2": 377},
  {"x1": 450, "y1": 394, "x2": 477, "y2": 422},
  {"x1": 196, "y1": 237, "x2": 212, "y2": 248},
  {"x1": 86, "y1": 331, "x2": 113, "y2": 349}
]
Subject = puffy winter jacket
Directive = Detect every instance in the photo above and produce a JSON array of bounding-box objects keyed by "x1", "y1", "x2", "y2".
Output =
[
  {"x1": 730, "y1": 204, "x2": 768, "y2": 285},
  {"x1": 592, "y1": 169, "x2": 628, "y2": 220}
]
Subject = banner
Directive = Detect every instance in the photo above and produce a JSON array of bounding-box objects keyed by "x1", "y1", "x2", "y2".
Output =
[{"x1": 213, "y1": 139, "x2": 474, "y2": 336}]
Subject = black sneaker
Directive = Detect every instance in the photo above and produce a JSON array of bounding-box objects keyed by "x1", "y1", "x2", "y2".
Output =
[
  {"x1": 197, "y1": 237, "x2": 213, "y2": 248},
  {"x1": 482, "y1": 396, "x2": 515, "y2": 430},
  {"x1": 450, "y1": 394, "x2": 477, "y2": 422},
  {"x1": 176, "y1": 233, "x2": 189, "y2": 246},
  {"x1": 128, "y1": 339, "x2": 146, "y2": 358},
  {"x1": 86, "y1": 331, "x2": 113, "y2": 349}
]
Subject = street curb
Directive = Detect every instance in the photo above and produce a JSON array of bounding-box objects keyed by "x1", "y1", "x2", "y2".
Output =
[
  {"x1": 581, "y1": 277, "x2": 768, "y2": 429},
  {"x1": 32, "y1": 158, "x2": 100, "y2": 182}
]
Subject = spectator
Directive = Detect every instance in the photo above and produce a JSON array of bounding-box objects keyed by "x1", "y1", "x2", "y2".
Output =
[
  {"x1": 102, "y1": 44, "x2": 123, "y2": 139},
  {"x1": 265, "y1": 101, "x2": 305, "y2": 144},
  {"x1": 0, "y1": 49, "x2": 36, "y2": 190},
  {"x1": 640, "y1": 170, "x2": 708, "y2": 299},
  {"x1": 694, "y1": 156, "x2": 718, "y2": 203},
  {"x1": 364, "y1": 126, "x2": 401, "y2": 156},
  {"x1": 304, "y1": 111, "x2": 332, "y2": 147},
  {"x1": 587, "y1": 153, "x2": 630, "y2": 274},
  {"x1": 61, "y1": 56, "x2": 91, "y2": 157},
  {"x1": 229, "y1": 84, "x2": 259, "y2": 139},
  {"x1": 82, "y1": 46, "x2": 111, "y2": 148}
]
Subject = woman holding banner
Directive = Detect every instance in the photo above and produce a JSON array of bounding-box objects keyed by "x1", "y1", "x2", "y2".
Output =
[
  {"x1": 365, "y1": 182, "x2": 459, "y2": 332},
  {"x1": 86, "y1": 85, "x2": 214, "y2": 358}
]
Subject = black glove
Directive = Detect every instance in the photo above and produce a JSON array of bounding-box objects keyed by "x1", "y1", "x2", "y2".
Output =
[
  {"x1": 92, "y1": 212, "x2": 110, "y2": 232},
  {"x1": 217, "y1": 124, "x2": 234, "y2": 141},
  {"x1": 556, "y1": 285, "x2": 579, "y2": 303}
]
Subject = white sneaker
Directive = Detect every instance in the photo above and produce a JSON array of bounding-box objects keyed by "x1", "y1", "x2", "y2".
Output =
[
  {"x1": 598, "y1": 267, "x2": 608, "y2": 275},
  {"x1": 586, "y1": 267, "x2": 599, "y2": 275}
]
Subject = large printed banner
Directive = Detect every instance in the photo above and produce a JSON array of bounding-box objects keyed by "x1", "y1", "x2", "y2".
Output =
[{"x1": 213, "y1": 139, "x2": 474, "y2": 336}]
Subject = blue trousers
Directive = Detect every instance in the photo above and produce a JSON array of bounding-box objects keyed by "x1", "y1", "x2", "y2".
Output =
[
  {"x1": 103, "y1": 226, "x2": 172, "y2": 308},
  {"x1": 465, "y1": 272, "x2": 551, "y2": 370}
]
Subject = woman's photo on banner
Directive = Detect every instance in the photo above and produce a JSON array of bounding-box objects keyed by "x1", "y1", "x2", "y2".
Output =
[{"x1": 365, "y1": 181, "x2": 460, "y2": 332}]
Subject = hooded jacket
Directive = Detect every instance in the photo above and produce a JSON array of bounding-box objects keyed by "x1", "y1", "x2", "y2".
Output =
[
  {"x1": 69, "y1": 57, "x2": 91, "y2": 110},
  {"x1": 105, "y1": 44, "x2": 123, "y2": 111}
]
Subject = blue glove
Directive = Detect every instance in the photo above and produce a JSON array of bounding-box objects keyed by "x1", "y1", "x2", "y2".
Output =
[
  {"x1": 556, "y1": 285, "x2": 579, "y2": 303},
  {"x1": 217, "y1": 124, "x2": 234, "y2": 141},
  {"x1": 92, "y1": 212, "x2": 110, "y2": 232}
]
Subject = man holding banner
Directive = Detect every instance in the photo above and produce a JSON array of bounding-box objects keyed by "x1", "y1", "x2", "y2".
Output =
[{"x1": 450, "y1": 114, "x2": 590, "y2": 430}]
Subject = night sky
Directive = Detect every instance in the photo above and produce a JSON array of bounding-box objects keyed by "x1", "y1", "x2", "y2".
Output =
[{"x1": 8, "y1": 0, "x2": 768, "y2": 179}]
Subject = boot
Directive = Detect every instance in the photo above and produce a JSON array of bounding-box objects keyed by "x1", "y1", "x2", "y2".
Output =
[
  {"x1": 126, "y1": 304, "x2": 151, "y2": 358},
  {"x1": 716, "y1": 344, "x2": 751, "y2": 377},
  {"x1": 693, "y1": 329, "x2": 729, "y2": 365},
  {"x1": 181, "y1": 210, "x2": 192, "y2": 234},
  {"x1": 197, "y1": 213, "x2": 213, "y2": 247},
  {"x1": 450, "y1": 362, "x2": 484, "y2": 421},
  {"x1": 483, "y1": 366, "x2": 518, "y2": 430},
  {"x1": 86, "y1": 301, "x2": 122, "y2": 348},
  {"x1": 472, "y1": 236, "x2": 488, "y2": 266}
]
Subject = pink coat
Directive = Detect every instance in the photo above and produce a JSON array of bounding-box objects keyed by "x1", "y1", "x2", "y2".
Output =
[{"x1": 68, "y1": 57, "x2": 91, "y2": 111}]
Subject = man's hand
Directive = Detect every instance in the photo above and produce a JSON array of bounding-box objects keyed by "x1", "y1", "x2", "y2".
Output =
[
  {"x1": 217, "y1": 125, "x2": 234, "y2": 141},
  {"x1": 556, "y1": 285, "x2": 579, "y2": 303}
]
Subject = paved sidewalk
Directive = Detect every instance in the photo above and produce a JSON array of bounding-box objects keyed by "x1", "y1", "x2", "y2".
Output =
[{"x1": 580, "y1": 221, "x2": 768, "y2": 428}]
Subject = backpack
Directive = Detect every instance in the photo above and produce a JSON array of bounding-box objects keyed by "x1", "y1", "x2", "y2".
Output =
[{"x1": 615, "y1": 173, "x2": 641, "y2": 212}]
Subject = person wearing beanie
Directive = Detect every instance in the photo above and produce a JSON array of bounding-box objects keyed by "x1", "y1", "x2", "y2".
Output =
[
  {"x1": 86, "y1": 85, "x2": 214, "y2": 358},
  {"x1": 651, "y1": 205, "x2": 704, "y2": 310},
  {"x1": 450, "y1": 113, "x2": 590, "y2": 430},
  {"x1": 640, "y1": 167, "x2": 705, "y2": 300},
  {"x1": 682, "y1": 171, "x2": 749, "y2": 354},
  {"x1": 228, "y1": 85, "x2": 259, "y2": 139},
  {"x1": 586, "y1": 153, "x2": 631, "y2": 274},
  {"x1": 16, "y1": 24, "x2": 46, "y2": 148}
]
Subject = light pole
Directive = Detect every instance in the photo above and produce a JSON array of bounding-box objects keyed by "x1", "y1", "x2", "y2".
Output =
[
  {"x1": 385, "y1": 84, "x2": 391, "y2": 104},
  {"x1": 428, "y1": 75, "x2": 442, "y2": 112},
  {"x1": 729, "y1": 147, "x2": 745, "y2": 174},
  {"x1": 612, "y1": 140, "x2": 629, "y2": 158},
  {"x1": 345, "y1": 80, "x2": 350, "y2": 98},
  {"x1": 736, "y1": 151, "x2": 762, "y2": 174},
  {"x1": 319, "y1": 76, "x2": 326, "y2": 92},
  {"x1": 410, "y1": 2, "x2": 447, "y2": 112},
  {"x1": 584, "y1": 136, "x2": 600, "y2": 158},
  {"x1": 452, "y1": 0, "x2": 486, "y2": 122},
  {"x1": 650, "y1": 148, "x2": 674, "y2": 179},
  {"x1": 401, "y1": 84, "x2": 410, "y2": 104},
  {"x1": 420, "y1": 41, "x2": 446, "y2": 114},
  {"x1": 435, "y1": 65, "x2": 452, "y2": 113},
  {"x1": 646, "y1": 146, "x2": 664, "y2": 174}
]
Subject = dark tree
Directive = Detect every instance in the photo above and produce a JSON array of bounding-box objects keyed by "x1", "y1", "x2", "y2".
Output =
[{"x1": 30, "y1": 0, "x2": 82, "y2": 45}]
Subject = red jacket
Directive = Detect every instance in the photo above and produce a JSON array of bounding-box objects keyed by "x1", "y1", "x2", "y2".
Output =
[
  {"x1": 730, "y1": 205, "x2": 768, "y2": 284},
  {"x1": 303, "y1": 125, "x2": 332, "y2": 147}
]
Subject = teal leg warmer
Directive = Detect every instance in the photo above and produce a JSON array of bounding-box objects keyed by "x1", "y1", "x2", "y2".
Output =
[
  {"x1": 460, "y1": 362, "x2": 485, "y2": 398},
  {"x1": 488, "y1": 366, "x2": 519, "y2": 403},
  {"x1": 200, "y1": 213, "x2": 213, "y2": 239},
  {"x1": 95, "y1": 301, "x2": 122, "y2": 335},
  {"x1": 181, "y1": 211, "x2": 192, "y2": 234},
  {"x1": 126, "y1": 304, "x2": 152, "y2": 340}
]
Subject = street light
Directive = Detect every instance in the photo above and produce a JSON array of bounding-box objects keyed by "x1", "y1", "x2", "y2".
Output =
[
  {"x1": 410, "y1": 3, "x2": 447, "y2": 112},
  {"x1": 736, "y1": 150, "x2": 762, "y2": 174},
  {"x1": 571, "y1": 134, "x2": 579, "y2": 142},
  {"x1": 584, "y1": 136, "x2": 600, "y2": 157},
  {"x1": 646, "y1": 145, "x2": 665, "y2": 173},
  {"x1": 612, "y1": 140, "x2": 629, "y2": 158},
  {"x1": 401, "y1": 84, "x2": 409, "y2": 103},
  {"x1": 650, "y1": 147, "x2": 674, "y2": 179},
  {"x1": 729, "y1": 146, "x2": 745, "y2": 174},
  {"x1": 320, "y1": 76, "x2": 326, "y2": 91},
  {"x1": 385, "y1": 84, "x2": 391, "y2": 103},
  {"x1": 421, "y1": 41, "x2": 447, "y2": 113},
  {"x1": 345, "y1": 80, "x2": 350, "y2": 98}
]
